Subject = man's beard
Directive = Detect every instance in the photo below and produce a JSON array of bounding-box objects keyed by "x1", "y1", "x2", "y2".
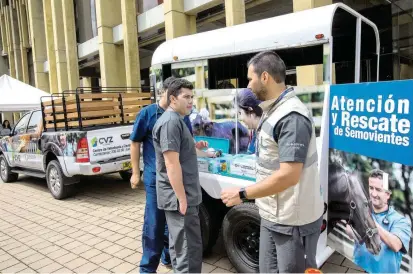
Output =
[{"x1": 254, "y1": 86, "x2": 267, "y2": 101}]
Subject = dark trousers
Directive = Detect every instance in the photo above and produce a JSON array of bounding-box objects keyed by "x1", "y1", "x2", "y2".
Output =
[
  {"x1": 259, "y1": 219, "x2": 321, "y2": 273},
  {"x1": 139, "y1": 173, "x2": 170, "y2": 273},
  {"x1": 165, "y1": 206, "x2": 203, "y2": 273}
]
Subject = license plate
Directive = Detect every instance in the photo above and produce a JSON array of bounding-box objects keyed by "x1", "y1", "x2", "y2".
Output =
[{"x1": 122, "y1": 161, "x2": 132, "y2": 170}]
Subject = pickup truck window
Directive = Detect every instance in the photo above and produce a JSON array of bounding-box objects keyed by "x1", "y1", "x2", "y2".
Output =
[
  {"x1": 27, "y1": 111, "x2": 42, "y2": 134},
  {"x1": 13, "y1": 113, "x2": 31, "y2": 135}
]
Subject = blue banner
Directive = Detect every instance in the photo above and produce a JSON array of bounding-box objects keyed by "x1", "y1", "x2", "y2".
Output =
[{"x1": 329, "y1": 80, "x2": 413, "y2": 166}]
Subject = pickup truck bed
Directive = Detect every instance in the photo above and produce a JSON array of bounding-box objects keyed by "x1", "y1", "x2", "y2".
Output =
[{"x1": 0, "y1": 88, "x2": 153, "y2": 199}]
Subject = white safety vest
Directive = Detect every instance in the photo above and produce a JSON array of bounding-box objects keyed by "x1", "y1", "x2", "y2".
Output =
[{"x1": 255, "y1": 89, "x2": 324, "y2": 226}]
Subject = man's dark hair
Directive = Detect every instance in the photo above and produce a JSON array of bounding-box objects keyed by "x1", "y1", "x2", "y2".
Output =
[
  {"x1": 369, "y1": 169, "x2": 383, "y2": 180},
  {"x1": 163, "y1": 76, "x2": 177, "y2": 90},
  {"x1": 247, "y1": 51, "x2": 286, "y2": 83},
  {"x1": 167, "y1": 78, "x2": 194, "y2": 105}
]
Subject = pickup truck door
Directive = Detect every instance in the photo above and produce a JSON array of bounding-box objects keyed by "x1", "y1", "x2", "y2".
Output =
[
  {"x1": 8, "y1": 113, "x2": 31, "y2": 167},
  {"x1": 25, "y1": 111, "x2": 44, "y2": 170}
]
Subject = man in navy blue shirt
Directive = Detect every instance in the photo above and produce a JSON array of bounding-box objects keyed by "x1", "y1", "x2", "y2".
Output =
[{"x1": 130, "y1": 77, "x2": 209, "y2": 273}]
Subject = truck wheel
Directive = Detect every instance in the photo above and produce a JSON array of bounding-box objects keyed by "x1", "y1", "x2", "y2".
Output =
[
  {"x1": 119, "y1": 170, "x2": 132, "y2": 182},
  {"x1": 46, "y1": 160, "x2": 74, "y2": 200},
  {"x1": 199, "y1": 203, "x2": 220, "y2": 255},
  {"x1": 0, "y1": 155, "x2": 18, "y2": 183},
  {"x1": 222, "y1": 203, "x2": 261, "y2": 273}
]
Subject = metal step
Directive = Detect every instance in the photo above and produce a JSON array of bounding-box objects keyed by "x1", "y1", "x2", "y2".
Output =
[{"x1": 11, "y1": 169, "x2": 46, "y2": 179}]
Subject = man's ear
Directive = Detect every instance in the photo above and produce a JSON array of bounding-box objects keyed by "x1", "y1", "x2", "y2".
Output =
[
  {"x1": 261, "y1": 71, "x2": 268, "y2": 83},
  {"x1": 386, "y1": 191, "x2": 392, "y2": 200}
]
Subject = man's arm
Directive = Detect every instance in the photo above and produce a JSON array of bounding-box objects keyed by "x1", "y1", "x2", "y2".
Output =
[
  {"x1": 159, "y1": 119, "x2": 187, "y2": 214},
  {"x1": 345, "y1": 223, "x2": 356, "y2": 240},
  {"x1": 164, "y1": 151, "x2": 186, "y2": 204},
  {"x1": 129, "y1": 109, "x2": 147, "y2": 188},
  {"x1": 375, "y1": 217, "x2": 411, "y2": 253},
  {"x1": 376, "y1": 225, "x2": 403, "y2": 252},
  {"x1": 130, "y1": 142, "x2": 141, "y2": 175},
  {"x1": 130, "y1": 141, "x2": 142, "y2": 188}
]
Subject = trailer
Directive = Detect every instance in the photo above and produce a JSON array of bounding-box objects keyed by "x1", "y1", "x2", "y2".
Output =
[{"x1": 150, "y1": 3, "x2": 380, "y2": 272}]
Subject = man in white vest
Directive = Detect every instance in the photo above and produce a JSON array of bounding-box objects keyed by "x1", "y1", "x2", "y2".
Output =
[{"x1": 221, "y1": 51, "x2": 324, "y2": 273}]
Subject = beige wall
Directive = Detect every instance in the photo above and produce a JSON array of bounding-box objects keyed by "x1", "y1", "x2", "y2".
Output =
[
  {"x1": 0, "y1": 0, "x2": 403, "y2": 97},
  {"x1": 293, "y1": 0, "x2": 332, "y2": 86}
]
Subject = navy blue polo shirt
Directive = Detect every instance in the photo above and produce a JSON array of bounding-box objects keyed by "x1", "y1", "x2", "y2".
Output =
[{"x1": 130, "y1": 103, "x2": 193, "y2": 174}]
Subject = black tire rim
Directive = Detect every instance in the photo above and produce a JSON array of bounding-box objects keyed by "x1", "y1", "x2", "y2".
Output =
[{"x1": 232, "y1": 219, "x2": 260, "y2": 269}]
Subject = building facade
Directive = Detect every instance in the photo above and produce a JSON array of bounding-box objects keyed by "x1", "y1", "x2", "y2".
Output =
[{"x1": 0, "y1": 0, "x2": 411, "y2": 94}]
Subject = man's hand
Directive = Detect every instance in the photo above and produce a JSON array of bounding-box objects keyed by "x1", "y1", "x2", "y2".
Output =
[
  {"x1": 195, "y1": 141, "x2": 218, "y2": 158},
  {"x1": 130, "y1": 172, "x2": 141, "y2": 189},
  {"x1": 221, "y1": 187, "x2": 242, "y2": 207},
  {"x1": 195, "y1": 140, "x2": 208, "y2": 150},
  {"x1": 345, "y1": 223, "x2": 355, "y2": 240},
  {"x1": 179, "y1": 199, "x2": 187, "y2": 215}
]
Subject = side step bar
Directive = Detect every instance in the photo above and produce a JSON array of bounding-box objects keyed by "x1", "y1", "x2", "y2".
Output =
[{"x1": 11, "y1": 169, "x2": 46, "y2": 179}]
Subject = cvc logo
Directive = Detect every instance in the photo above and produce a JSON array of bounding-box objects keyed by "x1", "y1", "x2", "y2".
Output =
[{"x1": 91, "y1": 137, "x2": 97, "y2": 147}]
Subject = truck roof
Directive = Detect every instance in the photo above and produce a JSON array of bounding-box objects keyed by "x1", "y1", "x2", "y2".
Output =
[{"x1": 151, "y1": 3, "x2": 379, "y2": 66}]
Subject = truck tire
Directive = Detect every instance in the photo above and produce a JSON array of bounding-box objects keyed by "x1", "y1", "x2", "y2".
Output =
[
  {"x1": 120, "y1": 170, "x2": 142, "y2": 182},
  {"x1": 199, "y1": 202, "x2": 220, "y2": 255},
  {"x1": 46, "y1": 160, "x2": 74, "y2": 200},
  {"x1": 0, "y1": 155, "x2": 18, "y2": 183},
  {"x1": 222, "y1": 203, "x2": 261, "y2": 273},
  {"x1": 119, "y1": 170, "x2": 132, "y2": 182}
]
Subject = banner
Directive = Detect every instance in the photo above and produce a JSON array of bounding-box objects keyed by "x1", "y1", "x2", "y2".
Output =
[{"x1": 327, "y1": 80, "x2": 413, "y2": 273}]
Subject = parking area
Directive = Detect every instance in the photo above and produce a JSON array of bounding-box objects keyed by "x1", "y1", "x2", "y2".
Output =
[{"x1": 0, "y1": 174, "x2": 362, "y2": 273}]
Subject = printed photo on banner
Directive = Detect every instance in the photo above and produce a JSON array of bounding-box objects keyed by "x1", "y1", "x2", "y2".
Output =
[{"x1": 327, "y1": 80, "x2": 413, "y2": 273}]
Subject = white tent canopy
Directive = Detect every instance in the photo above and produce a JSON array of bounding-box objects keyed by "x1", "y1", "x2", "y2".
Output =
[{"x1": 0, "y1": 75, "x2": 49, "y2": 111}]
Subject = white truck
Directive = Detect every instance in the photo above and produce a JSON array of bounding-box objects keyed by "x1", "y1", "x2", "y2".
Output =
[
  {"x1": 0, "y1": 88, "x2": 151, "y2": 199},
  {"x1": 150, "y1": 3, "x2": 380, "y2": 272}
]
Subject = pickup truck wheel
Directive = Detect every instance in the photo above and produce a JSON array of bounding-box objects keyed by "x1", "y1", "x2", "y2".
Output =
[
  {"x1": 222, "y1": 203, "x2": 261, "y2": 273},
  {"x1": 199, "y1": 203, "x2": 211, "y2": 254},
  {"x1": 46, "y1": 160, "x2": 74, "y2": 200},
  {"x1": 119, "y1": 170, "x2": 132, "y2": 182},
  {"x1": 199, "y1": 202, "x2": 220, "y2": 255},
  {"x1": 0, "y1": 155, "x2": 18, "y2": 183}
]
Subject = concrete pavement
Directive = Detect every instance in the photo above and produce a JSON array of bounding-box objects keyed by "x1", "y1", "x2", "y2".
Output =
[{"x1": 0, "y1": 174, "x2": 362, "y2": 273}]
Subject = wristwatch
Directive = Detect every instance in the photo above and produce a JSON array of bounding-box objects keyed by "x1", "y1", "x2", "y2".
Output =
[{"x1": 239, "y1": 187, "x2": 249, "y2": 202}]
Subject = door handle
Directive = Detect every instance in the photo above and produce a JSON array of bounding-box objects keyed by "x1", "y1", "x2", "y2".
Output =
[{"x1": 121, "y1": 133, "x2": 130, "y2": 140}]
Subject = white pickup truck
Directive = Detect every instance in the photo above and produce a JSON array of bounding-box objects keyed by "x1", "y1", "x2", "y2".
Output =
[{"x1": 0, "y1": 88, "x2": 151, "y2": 199}]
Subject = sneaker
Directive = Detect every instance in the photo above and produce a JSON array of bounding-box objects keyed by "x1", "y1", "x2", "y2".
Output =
[{"x1": 161, "y1": 262, "x2": 172, "y2": 268}]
